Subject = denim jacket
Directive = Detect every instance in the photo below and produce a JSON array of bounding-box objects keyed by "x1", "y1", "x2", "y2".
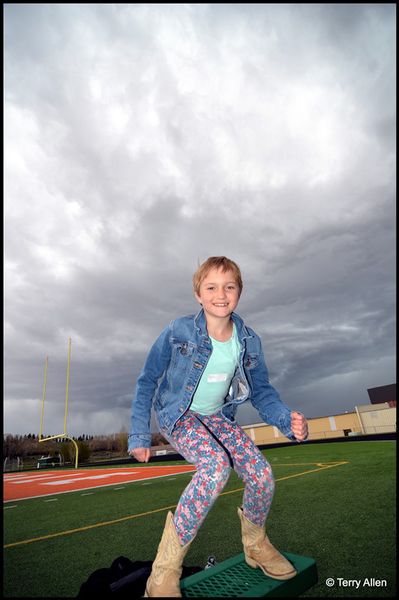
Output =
[{"x1": 128, "y1": 309, "x2": 295, "y2": 451}]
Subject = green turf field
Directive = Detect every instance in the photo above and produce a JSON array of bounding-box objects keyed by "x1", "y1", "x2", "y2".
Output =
[{"x1": 3, "y1": 441, "x2": 396, "y2": 597}]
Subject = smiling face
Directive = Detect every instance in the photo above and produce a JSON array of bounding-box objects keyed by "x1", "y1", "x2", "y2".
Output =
[{"x1": 195, "y1": 267, "x2": 240, "y2": 321}]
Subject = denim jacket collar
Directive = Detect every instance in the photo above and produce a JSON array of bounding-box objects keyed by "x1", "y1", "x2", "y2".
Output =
[{"x1": 194, "y1": 308, "x2": 253, "y2": 342}]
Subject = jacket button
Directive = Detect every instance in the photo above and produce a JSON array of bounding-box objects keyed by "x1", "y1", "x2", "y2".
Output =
[{"x1": 186, "y1": 385, "x2": 193, "y2": 391}]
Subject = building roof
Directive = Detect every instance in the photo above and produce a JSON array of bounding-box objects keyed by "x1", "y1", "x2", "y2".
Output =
[{"x1": 367, "y1": 383, "x2": 396, "y2": 404}]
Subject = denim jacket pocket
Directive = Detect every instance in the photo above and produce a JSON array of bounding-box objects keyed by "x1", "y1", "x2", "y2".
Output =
[
  {"x1": 171, "y1": 339, "x2": 195, "y2": 364},
  {"x1": 244, "y1": 353, "x2": 259, "y2": 370},
  {"x1": 170, "y1": 340, "x2": 195, "y2": 378}
]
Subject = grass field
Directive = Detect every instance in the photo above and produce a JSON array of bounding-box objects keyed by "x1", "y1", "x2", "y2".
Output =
[{"x1": 3, "y1": 441, "x2": 396, "y2": 598}]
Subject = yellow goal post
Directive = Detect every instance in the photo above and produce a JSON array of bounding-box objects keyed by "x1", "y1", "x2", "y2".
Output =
[{"x1": 39, "y1": 337, "x2": 79, "y2": 468}]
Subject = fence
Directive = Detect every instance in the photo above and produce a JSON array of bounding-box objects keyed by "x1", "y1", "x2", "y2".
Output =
[{"x1": 3, "y1": 457, "x2": 24, "y2": 472}]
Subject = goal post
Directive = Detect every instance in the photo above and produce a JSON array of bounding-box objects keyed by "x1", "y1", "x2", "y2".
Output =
[{"x1": 39, "y1": 338, "x2": 79, "y2": 468}]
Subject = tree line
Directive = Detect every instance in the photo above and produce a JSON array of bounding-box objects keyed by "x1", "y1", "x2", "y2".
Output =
[{"x1": 3, "y1": 432, "x2": 168, "y2": 459}]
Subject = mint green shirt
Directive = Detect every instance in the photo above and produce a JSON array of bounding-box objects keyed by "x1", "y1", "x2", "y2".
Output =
[{"x1": 190, "y1": 323, "x2": 241, "y2": 415}]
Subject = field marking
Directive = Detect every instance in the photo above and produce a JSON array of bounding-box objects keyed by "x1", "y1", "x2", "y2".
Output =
[
  {"x1": 3, "y1": 460, "x2": 348, "y2": 549},
  {"x1": 218, "y1": 461, "x2": 349, "y2": 497},
  {"x1": 42, "y1": 472, "x2": 138, "y2": 485},
  {"x1": 3, "y1": 466, "x2": 195, "y2": 503},
  {"x1": 4, "y1": 504, "x2": 179, "y2": 549},
  {"x1": 274, "y1": 461, "x2": 349, "y2": 481},
  {"x1": 5, "y1": 472, "x2": 87, "y2": 484}
]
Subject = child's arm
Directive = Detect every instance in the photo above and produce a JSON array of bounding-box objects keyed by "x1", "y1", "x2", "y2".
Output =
[
  {"x1": 248, "y1": 340, "x2": 308, "y2": 441},
  {"x1": 128, "y1": 324, "x2": 172, "y2": 454}
]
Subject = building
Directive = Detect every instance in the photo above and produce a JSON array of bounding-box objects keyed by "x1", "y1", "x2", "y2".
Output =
[
  {"x1": 367, "y1": 383, "x2": 396, "y2": 408},
  {"x1": 241, "y1": 403, "x2": 396, "y2": 445}
]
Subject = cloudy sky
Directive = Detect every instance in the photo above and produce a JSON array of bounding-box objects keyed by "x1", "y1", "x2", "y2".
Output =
[{"x1": 4, "y1": 4, "x2": 396, "y2": 438}]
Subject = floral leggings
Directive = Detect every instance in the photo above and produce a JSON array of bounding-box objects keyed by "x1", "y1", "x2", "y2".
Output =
[{"x1": 163, "y1": 410, "x2": 275, "y2": 545}]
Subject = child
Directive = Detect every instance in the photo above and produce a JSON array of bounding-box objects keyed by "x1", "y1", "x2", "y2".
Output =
[{"x1": 128, "y1": 256, "x2": 308, "y2": 597}]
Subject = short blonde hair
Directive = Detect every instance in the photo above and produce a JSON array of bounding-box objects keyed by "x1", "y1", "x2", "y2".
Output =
[{"x1": 193, "y1": 256, "x2": 243, "y2": 297}]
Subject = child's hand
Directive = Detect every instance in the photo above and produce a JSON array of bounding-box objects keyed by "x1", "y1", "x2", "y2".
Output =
[
  {"x1": 129, "y1": 448, "x2": 151, "y2": 462},
  {"x1": 290, "y1": 411, "x2": 308, "y2": 441}
]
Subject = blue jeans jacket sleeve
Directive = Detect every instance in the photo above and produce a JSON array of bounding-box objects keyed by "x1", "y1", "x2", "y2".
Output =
[
  {"x1": 128, "y1": 323, "x2": 172, "y2": 451},
  {"x1": 249, "y1": 344, "x2": 295, "y2": 440}
]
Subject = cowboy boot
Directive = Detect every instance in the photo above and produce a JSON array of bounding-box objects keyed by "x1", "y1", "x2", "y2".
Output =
[
  {"x1": 238, "y1": 507, "x2": 297, "y2": 580},
  {"x1": 144, "y1": 511, "x2": 192, "y2": 597}
]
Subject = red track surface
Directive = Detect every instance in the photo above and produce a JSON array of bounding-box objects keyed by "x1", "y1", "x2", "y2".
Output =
[{"x1": 4, "y1": 465, "x2": 195, "y2": 502}]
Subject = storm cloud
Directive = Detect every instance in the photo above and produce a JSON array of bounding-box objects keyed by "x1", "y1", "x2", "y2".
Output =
[{"x1": 4, "y1": 4, "x2": 395, "y2": 436}]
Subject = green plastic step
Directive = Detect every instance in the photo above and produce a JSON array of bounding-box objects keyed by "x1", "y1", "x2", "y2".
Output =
[{"x1": 180, "y1": 552, "x2": 317, "y2": 597}]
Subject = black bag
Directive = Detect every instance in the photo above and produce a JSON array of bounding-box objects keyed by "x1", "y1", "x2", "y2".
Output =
[{"x1": 77, "y1": 556, "x2": 203, "y2": 597}]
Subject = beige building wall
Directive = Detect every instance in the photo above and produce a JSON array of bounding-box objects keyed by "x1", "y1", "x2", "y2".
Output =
[
  {"x1": 242, "y1": 405, "x2": 395, "y2": 445},
  {"x1": 244, "y1": 424, "x2": 278, "y2": 445},
  {"x1": 356, "y1": 404, "x2": 396, "y2": 434}
]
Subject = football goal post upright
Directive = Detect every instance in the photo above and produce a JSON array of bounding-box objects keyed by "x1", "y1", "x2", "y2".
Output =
[{"x1": 39, "y1": 338, "x2": 79, "y2": 468}]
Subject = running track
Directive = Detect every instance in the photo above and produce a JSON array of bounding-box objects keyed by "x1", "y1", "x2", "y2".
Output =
[{"x1": 4, "y1": 465, "x2": 196, "y2": 502}]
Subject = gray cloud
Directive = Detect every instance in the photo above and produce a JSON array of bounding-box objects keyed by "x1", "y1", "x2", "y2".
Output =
[{"x1": 4, "y1": 4, "x2": 395, "y2": 436}]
